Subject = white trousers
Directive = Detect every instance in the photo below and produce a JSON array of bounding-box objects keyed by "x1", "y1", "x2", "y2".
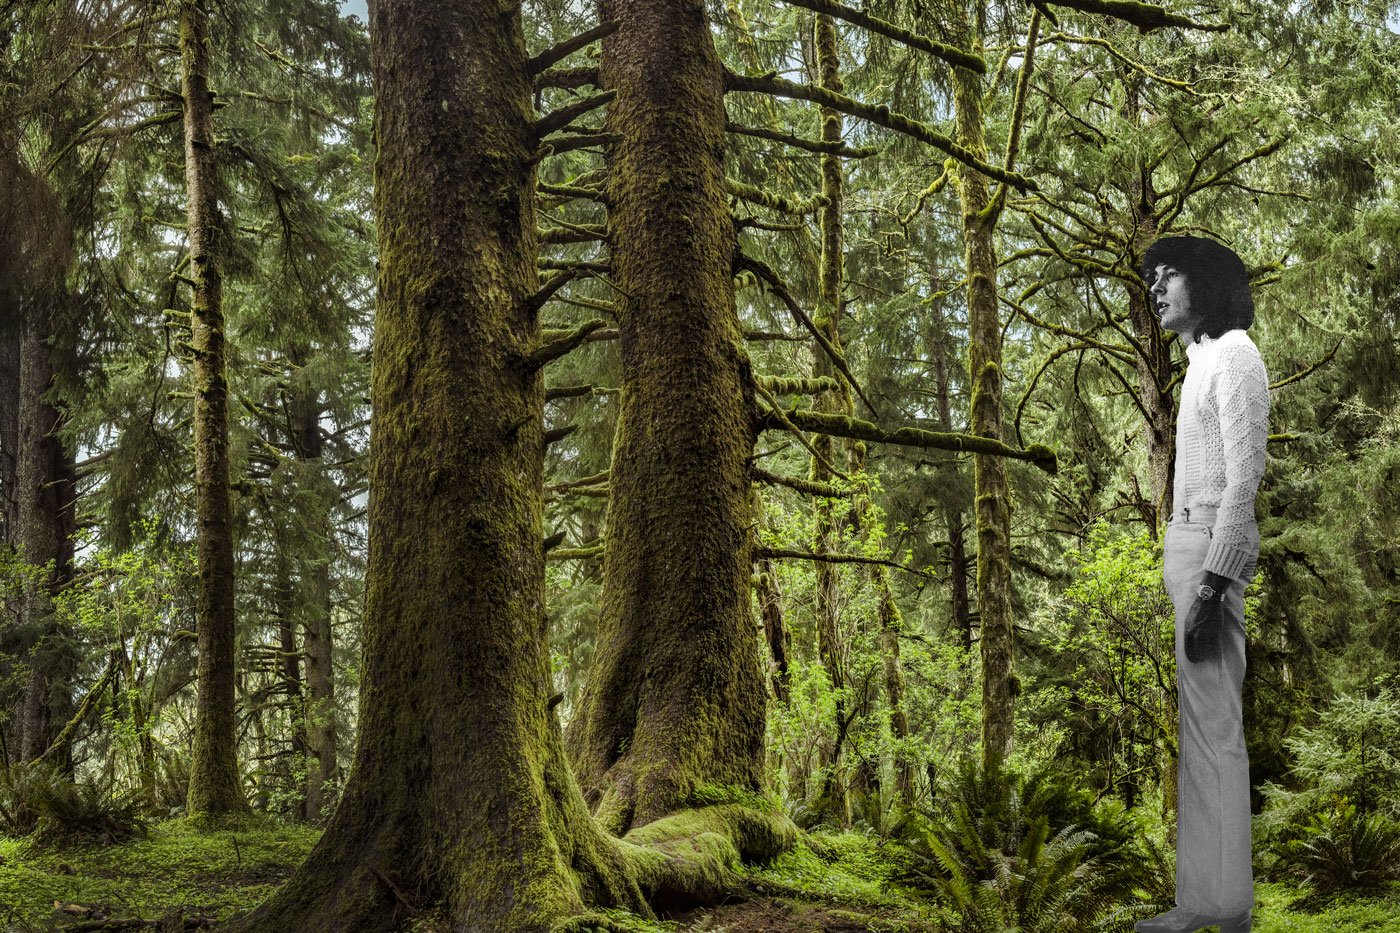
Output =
[{"x1": 1163, "y1": 517, "x2": 1254, "y2": 916}]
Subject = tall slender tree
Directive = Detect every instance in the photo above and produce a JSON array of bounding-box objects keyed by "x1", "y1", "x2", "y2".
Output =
[
  {"x1": 180, "y1": 0, "x2": 249, "y2": 818},
  {"x1": 946, "y1": 2, "x2": 1041, "y2": 775}
]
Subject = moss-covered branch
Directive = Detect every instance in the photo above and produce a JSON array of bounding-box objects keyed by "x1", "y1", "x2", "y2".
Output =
[
  {"x1": 540, "y1": 223, "x2": 608, "y2": 245},
  {"x1": 725, "y1": 121, "x2": 877, "y2": 158},
  {"x1": 1042, "y1": 31, "x2": 1199, "y2": 92},
  {"x1": 751, "y1": 466, "x2": 851, "y2": 498},
  {"x1": 548, "y1": 543, "x2": 606, "y2": 561},
  {"x1": 1270, "y1": 337, "x2": 1341, "y2": 391},
  {"x1": 756, "y1": 375, "x2": 841, "y2": 395},
  {"x1": 534, "y1": 132, "x2": 621, "y2": 159},
  {"x1": 533, "y1": 91, "x2": 616, "y2": 140},
  {"x1": 534, "y1": 65, "x2": 601, "y2": 92},
  {"x1": 530, "y1": 269, "x2": 579, "y2": 313},
  {"x1": 544, "y1": 424, "x2": 579, "y2": 446},
  {"x1": 753, "y1": 381, "x2": 848, "y2": 481},
  {"x1": 546, "y1": 383, "x2": 600, "y2": 401},
  {"x1": 989, "y1": 9, "x2": 1042, "y2": 216},
  {"x1": 724, "y1": 70, "x2": 1036, "y2": 192},
  {"x1": 724, "y1": 177, "x2": 828, "y2": 215},
  {"x1": 742, "y1": 329, "x2": 805, "y2": 342},
  {"x1": 551, "y1": 469, "x2": 610, "y2": 490},
  {"x1": 539, "y1": 181, "x2": 609, "y2": 204},
  {"x1": 755, "y1": 546, "x2": 935, "y2": 580},
  {"x1": 527, "y1": 319, "x2": 609, "y2": 370},
  {"x1": 41, "y1": 657, "x2": 118, "y2": 764},
  {"x1": 765, "y1": 407, "x2": 1058, "y2": 474},
  {"x1": 778, "y1": 0, "x2": 984, "y2": 72},
  {"x1": 1043, "y1": 0, "x2": 1227, "y2": 33},
  {"x1": 527, "y1": 19, "x2": 619, "y2": 74},
  {"x1": 738, "y1": 254, "x2": 878, "y2": 415}
]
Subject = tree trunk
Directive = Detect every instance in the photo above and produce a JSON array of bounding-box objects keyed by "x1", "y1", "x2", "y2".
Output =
[
  {"x1": 1, "y1": 304, "x2": 22, "y2": 761},
  {"x1": 808, "y1": 9, "x2": 852, "y2": 827},
  {"x1": 566, "y1": 0, "x2": 767, "y2": 835},
  {"x1": 180, "y1": 0, "x2": 248, "y2": 819},
  {"x1": 755, "y1": 548, "x2": 791, "y2": 704},
  {"x1": 928, "y1": 301, "x2": 974, "y2": 652},
  {"x1": 230, "y1": 1, "x2": 652, "y2": 928},
  {"x1": 0, "y1": 323, "x2": 17, "y2": 545},
  {"x1": 285, "y1": 365, "x2": 339, "y2": 820},
  {"x1": 273, "y1": 559, "x2": 307, "y2": 818},
  {"x1": 14, "y1": 295, "x2": 76, "y2": 767},
  {"x1": 1120, "y1": 75, "x2": 1175, "y2": 534},
  {"x1": 951, "y1": 18, "x2": 1017, "y2": 776}
]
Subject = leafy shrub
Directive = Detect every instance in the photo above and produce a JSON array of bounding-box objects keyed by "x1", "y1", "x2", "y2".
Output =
[
  {"x1": 0, "y1": 762, "x2": 148, "y2": 846},
  {"x1": 896, "y1": 757, "x2": 1169, "y2": 932},
  {"x1": 1274, "y1": 794, "x2": 1400, "y2": 910},
  {"x1": 1259, "y1": 686, "x2": 1400, "y2": 828},
  {"x1": 1257, "y1": 684, "x2": 1400, "y2": 886}
]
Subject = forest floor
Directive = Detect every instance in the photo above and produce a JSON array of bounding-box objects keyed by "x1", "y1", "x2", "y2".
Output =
[{"x1": 1, "y1": 820, "x2": 1398, "y2": 931}]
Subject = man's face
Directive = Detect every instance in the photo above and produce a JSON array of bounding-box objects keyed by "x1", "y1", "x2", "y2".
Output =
[{"x1": 1151, "y1": 264, "x2": 1195, "y2": 336}]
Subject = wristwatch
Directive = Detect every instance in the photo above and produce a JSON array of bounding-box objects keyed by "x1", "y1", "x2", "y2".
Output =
[{"x1": 1197, "y1": 583, "x2": 1218, "y2": 601}]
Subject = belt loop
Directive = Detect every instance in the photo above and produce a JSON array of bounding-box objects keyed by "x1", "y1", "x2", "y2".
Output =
[{"x1": 1183, "y1": 506, "x2": 1190, "y2": 522}]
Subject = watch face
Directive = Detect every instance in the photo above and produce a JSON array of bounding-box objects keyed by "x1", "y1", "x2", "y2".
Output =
[{"x1": 1199, "y1": 585, "x2": 1216, "y2": 600}]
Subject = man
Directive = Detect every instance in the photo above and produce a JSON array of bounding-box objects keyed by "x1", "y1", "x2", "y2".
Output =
[{"x1": 1134, "y1": 236, "x2": 1270, "y2": 933}]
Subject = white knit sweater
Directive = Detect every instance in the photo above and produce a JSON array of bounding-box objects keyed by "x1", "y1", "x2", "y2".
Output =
[{"x1": 1174, "y1": 329, "x2": 1271, "y2": 582}]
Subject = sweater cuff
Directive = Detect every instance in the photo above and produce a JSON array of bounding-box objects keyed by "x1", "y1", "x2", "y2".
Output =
[{"x1": 1204, "y1": 538, "x2": 1255, "y2": 583}]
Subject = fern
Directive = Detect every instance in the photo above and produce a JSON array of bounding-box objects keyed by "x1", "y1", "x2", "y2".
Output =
[{"x1": 897, "y1": 758, "x2": 1168, "y2": 932}]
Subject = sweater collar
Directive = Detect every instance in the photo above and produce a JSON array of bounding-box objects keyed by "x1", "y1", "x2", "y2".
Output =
[{"x1": 1185, "y1": 330, "x2": 1221, "y2": 359}]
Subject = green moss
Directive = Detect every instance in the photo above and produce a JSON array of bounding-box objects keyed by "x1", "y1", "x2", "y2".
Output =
[
  {"x1": 743, "y1": 831, "x2": 923, "y2": 911},
  {"x1": 0, "y1": 817, "x2": 321, "y2": 926}
]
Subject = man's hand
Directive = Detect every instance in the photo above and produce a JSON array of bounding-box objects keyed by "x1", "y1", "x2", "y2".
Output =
[{"x1": 1184, "y1": 571, "x2": 1232, "y2": 663}]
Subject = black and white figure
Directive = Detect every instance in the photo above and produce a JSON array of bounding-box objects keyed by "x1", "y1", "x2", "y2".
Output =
[{"x1": 1134, "y1": 236, "x2": 1270, "y2": 933}]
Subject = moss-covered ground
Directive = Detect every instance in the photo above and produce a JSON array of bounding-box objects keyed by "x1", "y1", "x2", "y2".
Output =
[
  {"x1": 1, "y1": 822, "x2": 1397, "y2": 931},
  {"x1": 0, "y1": 817, "x2": 319, "y2": 930}
]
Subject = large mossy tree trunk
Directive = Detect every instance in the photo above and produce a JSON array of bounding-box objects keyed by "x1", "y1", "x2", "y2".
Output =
[
  {"x1": 231, "y1": 1, "x2": 651, "y2": 928},
  {"x1": 950, "y1": 13, "x2": 1017, "y2": 776},
  {"x1": 566, "y1": 0, "x2": 768, "y2": 835},
  {"x1": 180, "y1": 0, "x2": 249, "y2": 819}
]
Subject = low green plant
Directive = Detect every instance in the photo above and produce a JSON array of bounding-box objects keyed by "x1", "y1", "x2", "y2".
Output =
[
  {"x1": 896, "y1": 758, "x2": 1169, "y2": 932},
  {"x1": 1, "y1": 762, "x2": 148, "y2": 846},
  {"x1": 1274, "y1": 794, "x2": 1400, "y2": 910}
]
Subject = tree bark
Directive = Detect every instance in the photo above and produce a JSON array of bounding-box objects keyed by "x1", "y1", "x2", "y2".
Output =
[
  {"x1": 950, "y1": 8, "x2": 1018, "y2": 775},
  {"x1": 1120, "y1": 72, "x2": 1175, "y2": 534},
  {"x1": 285, "y1": 362, "x2": 339, "y2": 820},
  {"x1": 808, "y1": 9, "x2": 853, "y2": 827},
  {"x1": 180, "y1": 0, "x2": 248, "y2": 819},
  {"x1": 567, "y1": 0, "x2": 767, "y2": 835},
  {"x1": 231, "y1": 1, "x2": 652, "y2": 927},
  {"x1": 927, "y1": 300, "x2": 974, "y2": 653},
  {"x1": 14, "y1": 289, "x2": 77, "y2": 767}
]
